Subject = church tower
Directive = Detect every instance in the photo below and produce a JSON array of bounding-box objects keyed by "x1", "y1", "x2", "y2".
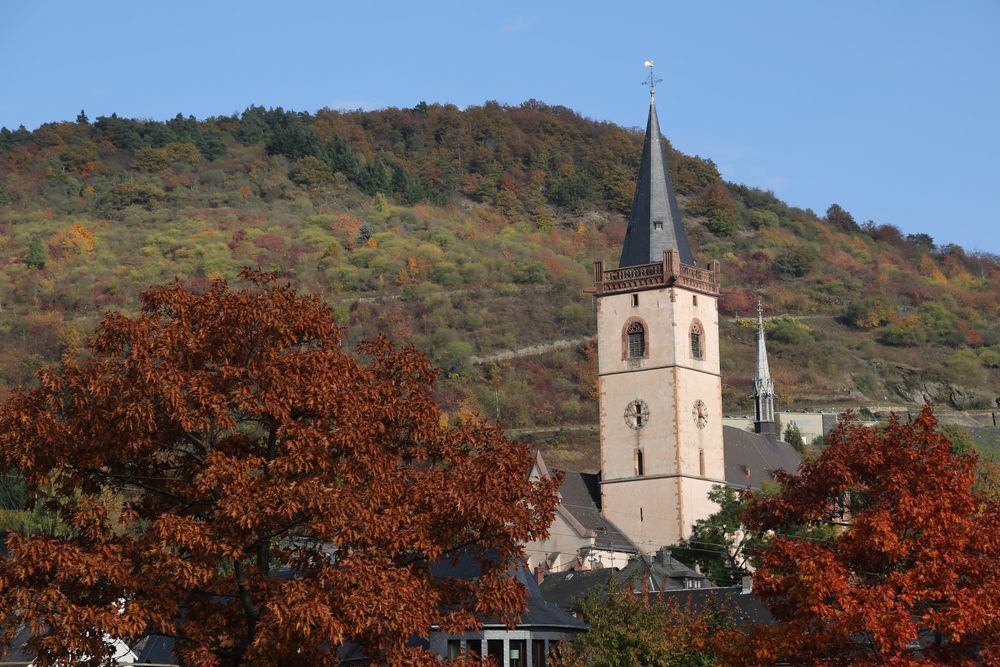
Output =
[
  {"x1": 593, "y1": 73, "x2": 724, "y2": 552},
  {"x1": 752, "y1": 300, "x2": 778, "y2": 437}
]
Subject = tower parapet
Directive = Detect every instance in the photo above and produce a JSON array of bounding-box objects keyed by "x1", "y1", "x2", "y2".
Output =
[{"x1": 594, "y1": 250, "x2": 720, "y2": 296}]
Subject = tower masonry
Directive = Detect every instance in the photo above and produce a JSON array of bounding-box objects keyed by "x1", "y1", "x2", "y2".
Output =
[{"x1": 593, "y1": 85, "x2": 725, "y2": 552}]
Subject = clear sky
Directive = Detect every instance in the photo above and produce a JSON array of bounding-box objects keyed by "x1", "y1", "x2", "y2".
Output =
[{"x1": 2, "y1": 1, "x2": 997, "y2": 253}]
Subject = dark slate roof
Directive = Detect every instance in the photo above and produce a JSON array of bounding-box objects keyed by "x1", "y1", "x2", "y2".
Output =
[
  {"x1": 538, "y1": 567, "x2": 628, "y2": 612},
  {"x1": 431, "y1": 552, "x2": 588, "y2": 631},
  {"x1": 618, "y1": 97, "x2": 695, "y2": 268},
  {"x1": 539, "y1": 550, "x2": 707, "y2": 613},
  {"x1": 643, "y1": 549, "x2": 709, "y2": 589},
  {"x1": 134, "y1": 634, "x2": 176, "y2": 664},
  {"x1": 722, "y1": 425, "x2": 801, "y2": 489},
  {"x1": 654, "y1": 585, "x2": 776, "y2": 627},
  {"x1": 557, "y1": 469, "x2": 638, "y2": 553}
]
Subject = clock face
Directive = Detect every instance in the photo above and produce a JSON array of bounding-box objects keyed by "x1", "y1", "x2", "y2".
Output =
[
  {"x1": 693, "y1": 400, "x2": 708, "y2": 428},
  {"x1": 624, "y1": 399, "x2": 649, "y2": 430}
]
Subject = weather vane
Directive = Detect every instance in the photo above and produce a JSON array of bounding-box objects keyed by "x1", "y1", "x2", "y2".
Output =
[{"x1": 642, "y1": 60, "x2": 662, "y2": 97}]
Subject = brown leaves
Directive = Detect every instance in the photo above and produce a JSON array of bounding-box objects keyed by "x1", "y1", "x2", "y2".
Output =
[
  {"x1": 727, "y1": 405, "x2": 1000, "y2": 665},
  {"x1": 0, "y1": 271, "x2": 558, "y2": 666}
]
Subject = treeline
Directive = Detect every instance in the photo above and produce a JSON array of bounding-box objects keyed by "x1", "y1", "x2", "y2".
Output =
[{"x1": 1, "y1": 101, "x2": 999, "y2": 415}]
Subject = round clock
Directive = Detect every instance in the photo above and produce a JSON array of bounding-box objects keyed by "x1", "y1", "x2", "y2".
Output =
[
  {"x1": 624, "y1": 399, "x2": 649, "y2": 430},
  {"x1": 692, "y1": 400, "x2": 708, "y2": 428}
]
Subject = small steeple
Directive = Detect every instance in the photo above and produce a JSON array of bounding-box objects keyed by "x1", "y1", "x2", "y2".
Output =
[
  {"x1": 619, "y1": 61, "x2": 695, "y2": 268},
  {"x1": 752, "y1": 300, "x2": 777, "y2": 437}
]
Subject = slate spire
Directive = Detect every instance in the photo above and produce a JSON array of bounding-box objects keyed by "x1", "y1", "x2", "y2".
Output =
[
  {"x1": 618, "y1": 89, "x2": 695, "y2": 268},
  {"x1": 752, "y1": 300, "x2": 777, "y2": 437}
]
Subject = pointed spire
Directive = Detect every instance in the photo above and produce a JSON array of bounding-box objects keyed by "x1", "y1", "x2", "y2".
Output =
[
  {"x1": 753, "y1": 300, "x2": 777, "y2": 436},
  {"x1": 618, "y1": 89, "x2": 695, "y2": 268}
]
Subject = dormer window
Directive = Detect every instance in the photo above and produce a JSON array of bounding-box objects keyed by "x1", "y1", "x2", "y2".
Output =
[{"x1": 653, "y1": 221, "x2": 663, "y2": 231}]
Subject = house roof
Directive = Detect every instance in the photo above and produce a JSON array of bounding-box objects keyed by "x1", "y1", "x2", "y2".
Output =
[
  {"x1": 723, "y1": 425, "x2": 800, "y2": 489},
  {"x1": 430, "y1": 552, "x2": 588, "y2": 631},
  {"x1": 618, "y1": 95, "x2": 695, "y2": 268},
  {"x1": 557, "y1": 469, "x2": 638, "y2": 554},
  {"x1": 539, "y1": 549, "x2": 707, "y2": 612},
  {"x1": 654, "y1": 585, "x2": 776, "y2": 627}
]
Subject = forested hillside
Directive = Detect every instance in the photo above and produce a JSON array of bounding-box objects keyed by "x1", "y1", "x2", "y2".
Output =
[{"x1": 2, "y1": 102, "x2": 999, "y2": 449}]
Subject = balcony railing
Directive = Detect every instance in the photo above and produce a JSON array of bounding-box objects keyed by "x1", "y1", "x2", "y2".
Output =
[{"x1": 594, "y1": 250, "x2": 720, "y2": 296}]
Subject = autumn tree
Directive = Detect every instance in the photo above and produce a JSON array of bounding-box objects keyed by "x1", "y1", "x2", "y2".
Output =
[
  {"x1": 723, "y1": 406, "x2": 1000, "y2": 665},
  {"x1": 0, "y1": 270, "x2": 559, "y2": 667}
]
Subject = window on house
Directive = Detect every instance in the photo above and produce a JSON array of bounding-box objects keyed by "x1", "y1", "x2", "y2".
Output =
[
  {"x1": 635, "y1": 449, "x2": 644, "y2": 476},
  {"x1": 627, "y1": 321, "x2": 645, "y2": 358},
  {"x1": 488, "y1": 640, "x2": 504, "y2": 663},
  {"x1": 654, "y1": 221, "x2": 663, "y2": 230},
  {"x1": 467, "y1": 640, "x2": 483, "y2": 658},
  {"x1": 447, "y1": 640, "x2": 462, "y2": 660},
  {"x1": 509, "y1": 639, "x2": 526, "y2": 667},
  {"x1": 532, "y1": 639, "x2": 547, "y2": 667},
  {"x1": 690, "y1": 323, "x2": 703, "y2": 360},
  {"x1": 631, "y1": 293, "x2": 639, "y2": 307}
]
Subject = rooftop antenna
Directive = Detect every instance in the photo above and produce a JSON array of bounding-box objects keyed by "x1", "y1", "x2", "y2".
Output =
[{"x1": 642, "y1": 60, "x2": 662, "y2": 97}]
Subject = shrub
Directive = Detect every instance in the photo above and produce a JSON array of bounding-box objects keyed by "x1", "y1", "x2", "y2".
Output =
[
  {"x1": 845, "y1": 297, "x2": 896, "y2": 328},
  {"x1": 106, "y1": 182, "x2": 166, "y2": 210}
]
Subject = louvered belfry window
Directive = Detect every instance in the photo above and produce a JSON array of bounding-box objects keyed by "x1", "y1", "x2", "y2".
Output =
[
  {"x1": 691, "y1": 323, "x2": 703, "y2": 359},
  {"x1": 627, "y1": 321, "x2": 645, "y2": 358}
]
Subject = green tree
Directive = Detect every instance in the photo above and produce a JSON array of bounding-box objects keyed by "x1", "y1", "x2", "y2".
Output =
[
  {"x1": 844, "y1": 297, "x2": 896, "y2": 328},
  {"x1": 773, "y1": 246, "x2": 818, "y2": 279},
  {"x1": 672, "y1": 486, "x2": 758, "y2": 586},
  {"x1": 24, "y1": 237, "x2": 49, "y2": 269},
  {"x1": 550, "y1": 577, "x2": 731, "y2": 667},
  {"x1": 783, "y1": 422, "x2": 805, "y2": 454}
]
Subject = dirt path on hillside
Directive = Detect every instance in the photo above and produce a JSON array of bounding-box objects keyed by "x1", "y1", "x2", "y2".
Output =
[{"x1": 469, "y1": 336, "x2": 595, "y2": 365}]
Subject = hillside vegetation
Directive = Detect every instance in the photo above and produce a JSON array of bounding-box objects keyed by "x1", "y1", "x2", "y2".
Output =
[{"x1": 2, "y1": 103, "x2": 999, "y2": 445}]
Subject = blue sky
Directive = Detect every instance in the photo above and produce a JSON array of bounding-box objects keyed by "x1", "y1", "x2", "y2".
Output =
[{"x1": 2, "y1": 1, "x2": 997, "y2": 253}]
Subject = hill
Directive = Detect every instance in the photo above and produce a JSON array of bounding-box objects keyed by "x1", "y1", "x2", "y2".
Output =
[{"x1": 2, "y1": 102, "x2": 999, "y2": 467}]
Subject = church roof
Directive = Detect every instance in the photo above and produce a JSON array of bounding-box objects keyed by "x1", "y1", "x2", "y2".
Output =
[
  {"x1": 557, "y1": 469, "x2": 639, "y2": 554},
  {"x1": 618, "y1": 95, "x2": 695, "y2": 268},
  {"x1": 722, "y1": 425, "x2": 800, "y2": 489}
]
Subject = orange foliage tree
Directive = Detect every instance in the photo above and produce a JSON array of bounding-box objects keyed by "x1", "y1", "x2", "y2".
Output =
[
  {"x1": 723, "y1": 406, "x2": 1000, "y2": 665},
  {"x1": 0, "y1": 270, "x2": 559, "y2": 667}
]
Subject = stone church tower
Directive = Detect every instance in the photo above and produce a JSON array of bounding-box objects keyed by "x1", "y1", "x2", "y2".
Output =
[{"x1": 592, "y1": 87, "x2": 724, "y2": 552}]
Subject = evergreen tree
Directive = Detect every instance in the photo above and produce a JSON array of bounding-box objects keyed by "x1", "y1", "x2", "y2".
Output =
[{"x1": 24, "y1": 237, "x2": 48, "y2": 269}]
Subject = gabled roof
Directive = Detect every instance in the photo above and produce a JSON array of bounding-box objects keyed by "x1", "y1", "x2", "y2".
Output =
[
  {"x1": 430, "y1": 553, "x2": 587, "y2": 631},
  {"x1": 538, "y1": 550, "x2": 708, "y2": 613},
  {"x1": 618, "y1": 96, "x2": 695, "y2": 268},
  {"x1": 557, "y1": 470, "x2": 638, "y2": 554},
  {"x1": 722, "y1": 425, "x2": 800, "y2": 489},
  {"x1": 655, "y1": 585, "x2": 776, "y2": 627}
]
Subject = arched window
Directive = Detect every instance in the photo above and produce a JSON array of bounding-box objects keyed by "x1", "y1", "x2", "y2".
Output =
[
  {"x1": 690, "y1": 321, "x2": 704, "y2": 360},
  {"x1": 627, "y1": 321, "x2": 645, "y2": 358}
]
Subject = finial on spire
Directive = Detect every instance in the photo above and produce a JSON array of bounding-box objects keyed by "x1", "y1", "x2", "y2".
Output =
[{"x1": 642, "y1": 60, "x2": 662, "y2": 97}]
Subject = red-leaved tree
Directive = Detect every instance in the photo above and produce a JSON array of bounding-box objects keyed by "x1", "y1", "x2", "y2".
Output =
[
  {"x1": 0, "y1": 270, "x2": 559, "y2": 666},
  {"x1": 723, "y1": 406, "x2": 1000, "y2": 665}
]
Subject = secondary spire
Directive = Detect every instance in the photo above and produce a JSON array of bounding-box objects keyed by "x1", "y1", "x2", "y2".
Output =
[
  {"x1": 619, "y1": 61, "x2": 695, "y2": 268},
  {"x1": 752, "y1": 299, "x2": 777, "y2": 437}
]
